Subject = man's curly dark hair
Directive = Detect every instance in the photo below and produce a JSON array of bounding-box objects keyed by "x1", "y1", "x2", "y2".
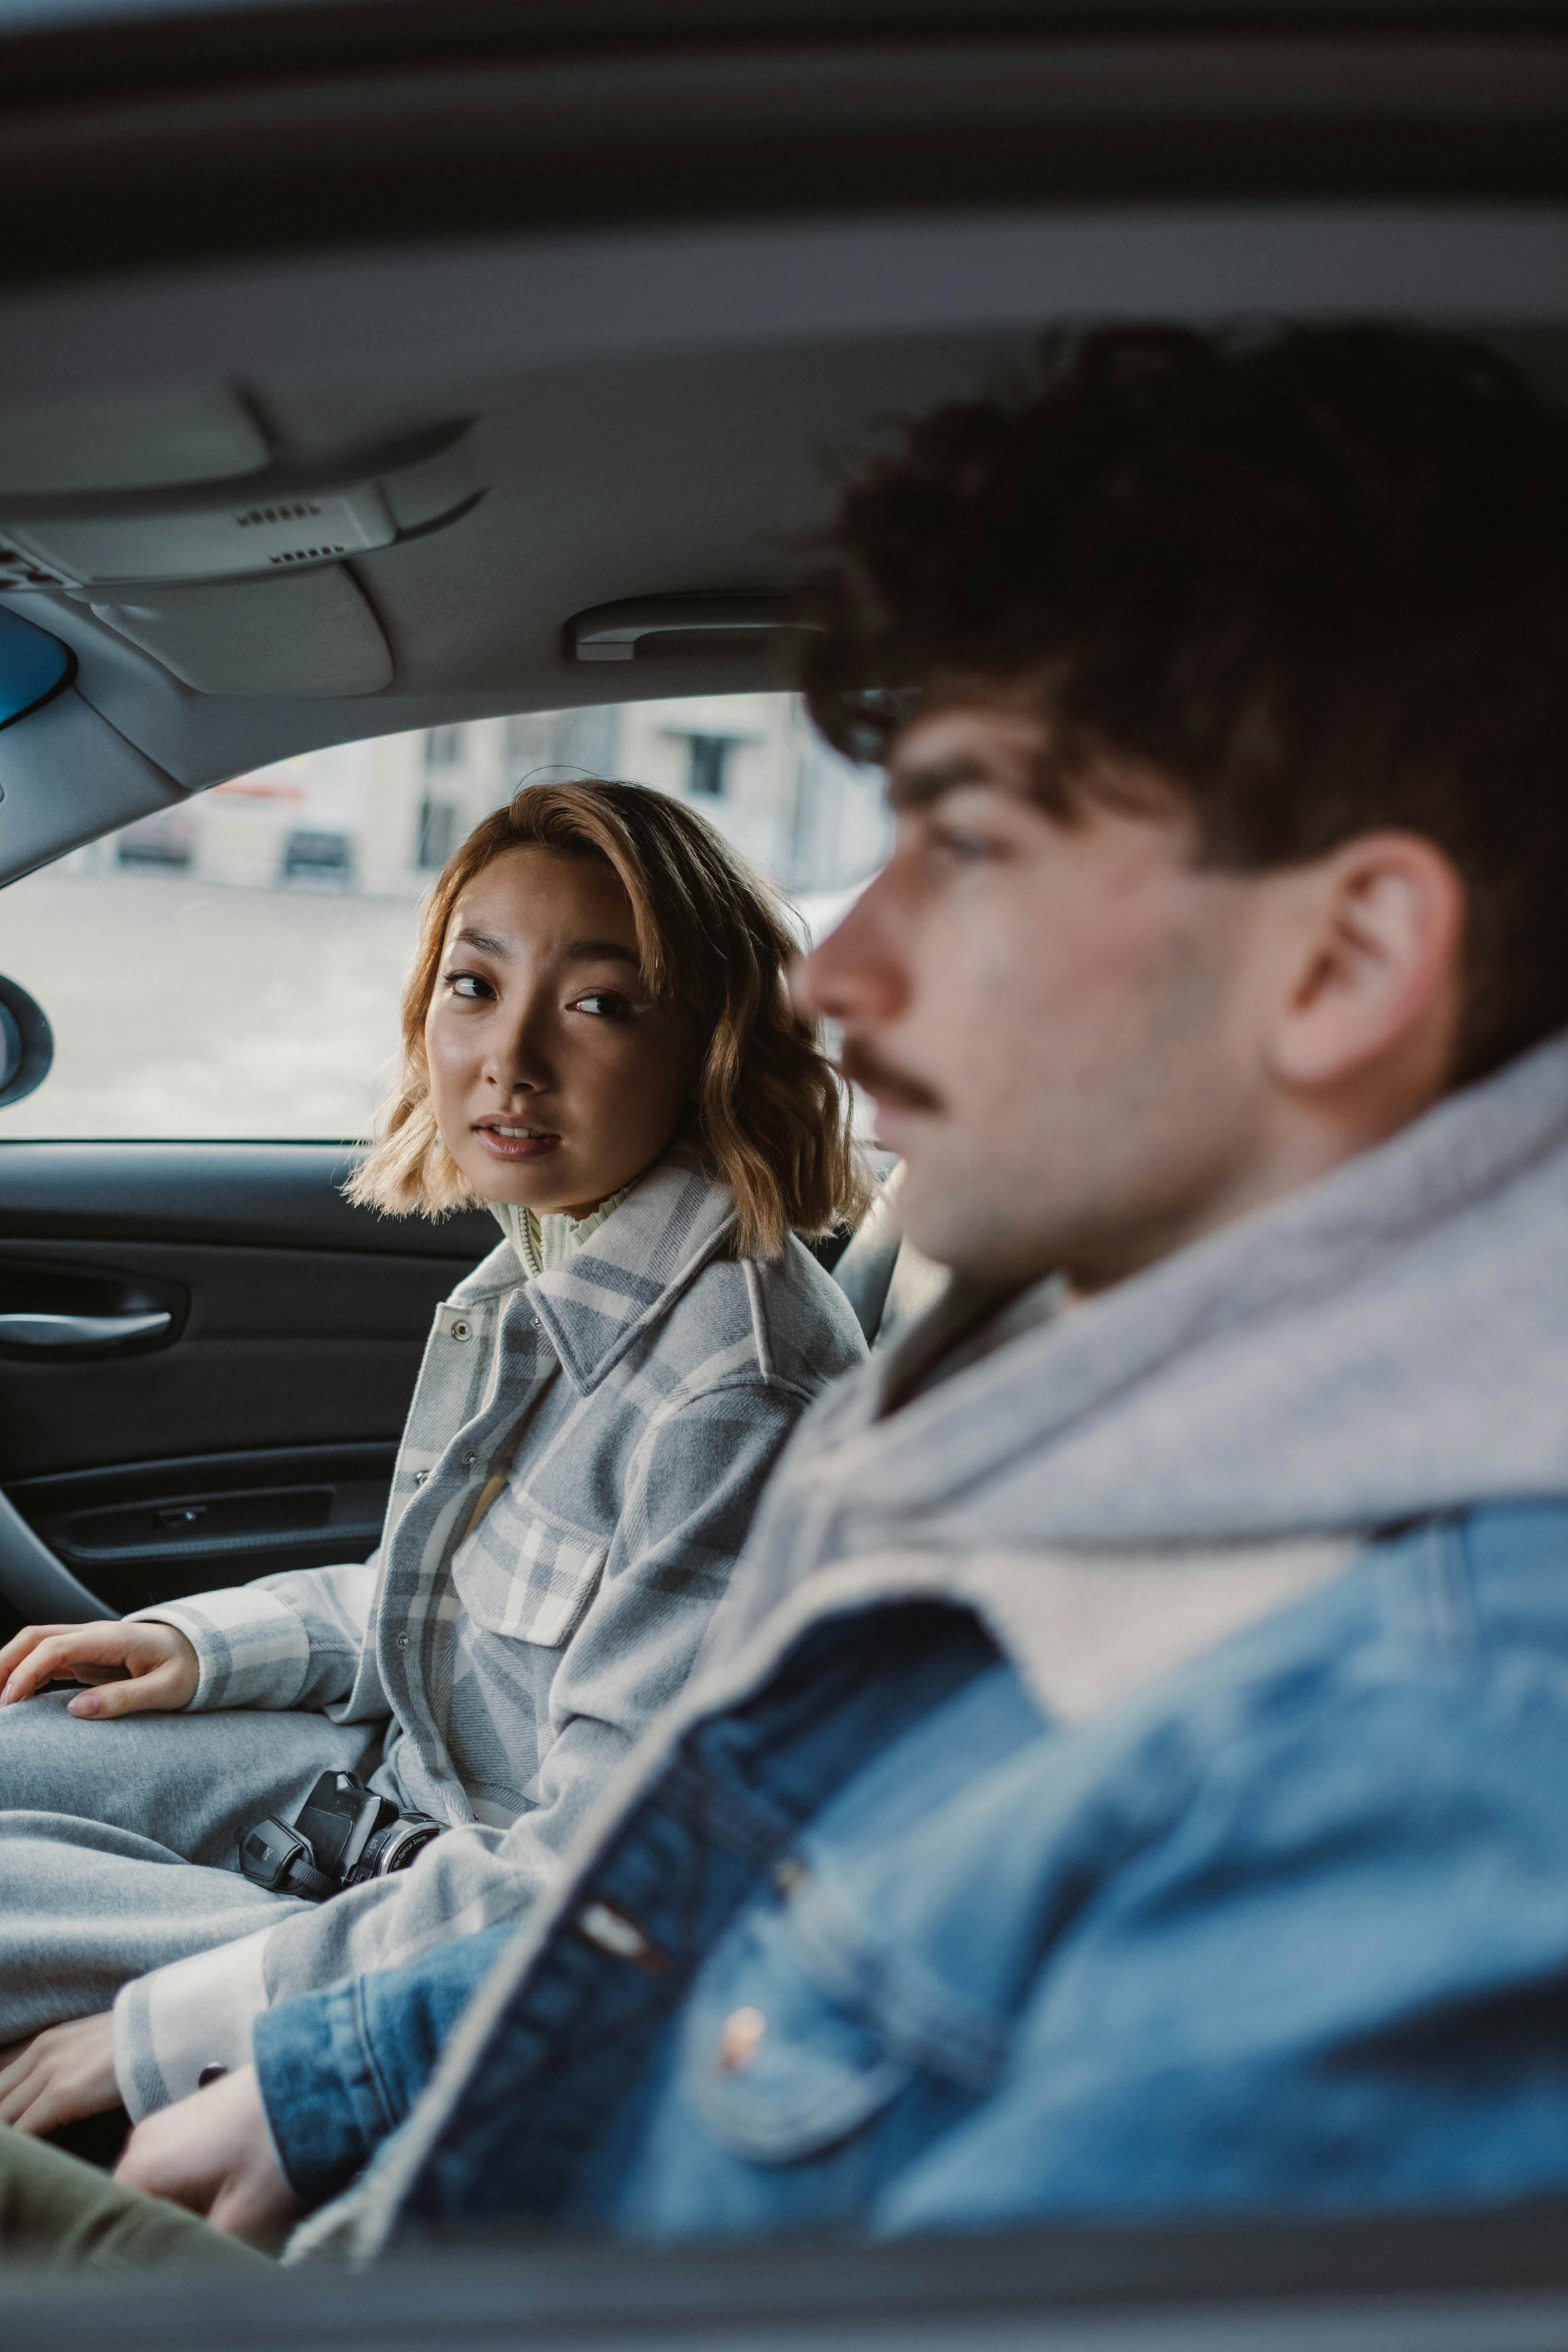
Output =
[{"x1": 798, "y1": 324, "x2": 1568, "y2": 1083}]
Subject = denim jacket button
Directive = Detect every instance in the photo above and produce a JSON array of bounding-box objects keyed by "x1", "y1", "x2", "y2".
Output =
[
  {"x1": 396, "y1": 1633, "x2": 411, "y2": 1651},
  {"x1": 449, "y1": 1318, "x2": 472, "y2": 1341},
  {"x1": 412, "y1": 1470, "x2": 428, "y2": 1487},
  {"x1": 718, "y1": 2006, "x2": 767, "y2": 2075},
  {"x1": 462, "y1": 1451, "x2": 477, "y2": 1469}
]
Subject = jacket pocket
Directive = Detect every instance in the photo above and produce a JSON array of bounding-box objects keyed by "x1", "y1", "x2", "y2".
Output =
[
  {"x1": 679, "y1": 1905, "x2": 914, "y2": 2164},
  {"x1": 677, "y1": 1864, "x2": 1008, "y2": 2167},
  {"x1": 449, "y1": 1482, "x2": 608, "y2": 1649}
]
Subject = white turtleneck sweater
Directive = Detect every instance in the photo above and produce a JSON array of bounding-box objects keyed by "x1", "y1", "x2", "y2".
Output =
[{"x1": 493, "y1": 1188, "x2": 633, "y2": 1281}]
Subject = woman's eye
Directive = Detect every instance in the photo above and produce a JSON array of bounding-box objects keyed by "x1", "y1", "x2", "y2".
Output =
[
  {"x1": 571, "y1": 990, "x2": 633, "y2": 1020},
  {"x1": 447, "y1": 973, "x2": 494, "y2": 1001}
]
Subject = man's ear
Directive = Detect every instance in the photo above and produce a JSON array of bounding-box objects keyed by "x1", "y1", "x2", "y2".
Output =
[{"x1": 1267, "y1": 832, "x2": 1466, "y2": 1101}]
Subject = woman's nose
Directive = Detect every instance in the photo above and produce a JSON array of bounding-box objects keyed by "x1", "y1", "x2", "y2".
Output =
[
  {"x1": 484, "y1": 1001, "x2": 553, "y2": 1094},
  {"x1": 793, "y1": 879, "x2": 909, "y2": 1027}
]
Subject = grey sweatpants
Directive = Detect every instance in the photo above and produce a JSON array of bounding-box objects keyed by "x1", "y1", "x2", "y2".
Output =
[{"x1": 0, "y1": 1692, "x2": 382, "y2": 2040}]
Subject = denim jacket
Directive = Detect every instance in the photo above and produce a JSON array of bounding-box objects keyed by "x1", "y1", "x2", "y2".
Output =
[
  {"x1": 284, "y1": 1037, "x2": 1568, "y2": 2256},
  {"x1": 269, "y1": 1500, "x2": 1568, "y2": 2241}
]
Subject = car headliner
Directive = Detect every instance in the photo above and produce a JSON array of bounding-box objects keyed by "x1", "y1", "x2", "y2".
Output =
[{"x1": 3, "y1": 4, "x2": 1568, "y2": 887}]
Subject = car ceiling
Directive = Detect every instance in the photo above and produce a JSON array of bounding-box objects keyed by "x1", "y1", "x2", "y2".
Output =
[{"x1": 4, "y1": 4, "x2": 1568, "y2": 885}]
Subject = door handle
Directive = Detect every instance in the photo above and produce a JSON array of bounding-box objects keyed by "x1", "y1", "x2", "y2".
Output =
[{"x1": 0, "y1": 1309, "x2": 172, "y2": 1350}]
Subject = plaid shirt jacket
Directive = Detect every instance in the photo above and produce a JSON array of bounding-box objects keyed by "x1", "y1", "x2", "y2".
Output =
[{"x1": 119, "y1": 1144, "x2": 866, "y2": 2106}]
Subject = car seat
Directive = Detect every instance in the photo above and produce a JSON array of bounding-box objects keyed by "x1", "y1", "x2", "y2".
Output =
[{"x1": 830, "y1": 1164, "x2": 946, "y2": 1348}]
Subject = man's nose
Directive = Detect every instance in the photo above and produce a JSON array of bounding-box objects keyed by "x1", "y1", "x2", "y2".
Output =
[{"x1": 792, "y1": 877, "x2": 908, "y2": 1027}]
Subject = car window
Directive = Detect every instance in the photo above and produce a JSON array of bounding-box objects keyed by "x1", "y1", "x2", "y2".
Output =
[{"x1": 0, "y1": 691, "x2": 886, "y2": 1142}]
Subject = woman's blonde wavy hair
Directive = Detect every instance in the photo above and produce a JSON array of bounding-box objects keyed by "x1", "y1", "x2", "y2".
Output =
[{"x1": 346, "y1": 778, "x2": 872, "y2": 1258}]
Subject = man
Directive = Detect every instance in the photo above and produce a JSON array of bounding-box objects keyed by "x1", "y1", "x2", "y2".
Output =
[{"x1": 11, "y1": 319, "x2": 1568, "y2": 2262}]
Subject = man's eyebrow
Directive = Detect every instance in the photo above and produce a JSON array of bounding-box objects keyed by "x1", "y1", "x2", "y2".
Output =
[{"x1": 885, "y1": 756, "x2": 1000, "y2": 813}]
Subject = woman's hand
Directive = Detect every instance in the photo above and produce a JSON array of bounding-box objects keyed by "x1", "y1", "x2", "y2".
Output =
[
  {"x1": 117, "y1": 2066, "x2": 302, "y2": 2252},
  {"x1": 0, "y1": 1618, "x2": 198, "y2": 1716},
  {"x1": 0, "y1": 2013, "x2": 120, "y2": 2134}
]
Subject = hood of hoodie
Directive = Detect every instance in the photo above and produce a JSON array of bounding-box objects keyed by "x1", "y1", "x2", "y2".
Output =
[{"x1": 764, "y1": 1024, "x2": 1568, "y2": 1565}]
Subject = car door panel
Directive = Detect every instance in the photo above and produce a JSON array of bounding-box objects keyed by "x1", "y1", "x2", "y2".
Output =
[
  {"x1": 12, "y1": 1440, "x2": 395, "y2": 1617},
  {"x1": 0, "y1": 1142, "x2": 494, "y2": 1628},
  {"x1": 0, "y1": 1141, "x2": 490, "y2": 1252},
  {"x1": 0, "y1": 1238, "x2": 472, "y2": 1476}
]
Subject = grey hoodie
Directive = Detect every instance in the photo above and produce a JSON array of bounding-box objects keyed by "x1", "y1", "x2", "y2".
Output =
[{"x1": 703, "y1": 1020, "x2": 1568, "y2": 1668}]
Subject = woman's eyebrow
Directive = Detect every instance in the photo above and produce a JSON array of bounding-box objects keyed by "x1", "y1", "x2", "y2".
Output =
[
  {"x1": 561, "y1": 939, "x2": 642, "y2": 968},
  {"x1": 452, "y1": 925, "x2": 511, "y2": 957}
]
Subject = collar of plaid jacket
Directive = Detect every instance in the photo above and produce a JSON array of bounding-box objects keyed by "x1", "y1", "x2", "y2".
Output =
[{"x1": 449, "y1": 1139, "x2": 741, "y2": 1394}]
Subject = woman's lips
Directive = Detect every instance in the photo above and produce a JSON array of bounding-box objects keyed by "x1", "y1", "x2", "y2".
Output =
[{"x1": 473, "y1": 1123, "x2": 561, "y2": 1162}]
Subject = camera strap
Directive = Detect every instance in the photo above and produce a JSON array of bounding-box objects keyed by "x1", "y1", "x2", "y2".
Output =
[
  {"x1": 239, "y1": 1814, "x2": 346, "y2": 1904},
  {"x1": 274, "y1": 1849, "x2": 341, "y2": 1903}
]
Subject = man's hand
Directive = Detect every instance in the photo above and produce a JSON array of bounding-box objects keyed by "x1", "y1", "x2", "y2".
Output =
[
  {"x1": 0, "y1": 2013, "x2": 120, "y2": 2133},
  {"x1": 116, "y1": 2066, "x2": 302, "y2": 2252},
  {"x1": 0, "y1": 1618, "x2": 198, "y2": 1716}
]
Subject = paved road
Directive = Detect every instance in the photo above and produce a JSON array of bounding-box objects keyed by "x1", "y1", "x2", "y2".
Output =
[{"x1": 0, "y1": 869, "x2": 419, "y2": 1140}]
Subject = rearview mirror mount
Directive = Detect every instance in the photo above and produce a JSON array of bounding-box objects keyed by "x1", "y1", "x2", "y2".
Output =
[{"x1": 0, "y1": 605, "x2": 73, "y2": 732}]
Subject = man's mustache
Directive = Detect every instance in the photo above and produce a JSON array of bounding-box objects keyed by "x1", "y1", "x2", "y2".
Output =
[{"x1": 837, "y1": 1036, "x2": 944, "y2": 1115}]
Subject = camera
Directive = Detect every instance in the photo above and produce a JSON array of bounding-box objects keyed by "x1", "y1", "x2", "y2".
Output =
[{"x1": 239, "y1": 1770, "x2": 441, "y2": 1904}]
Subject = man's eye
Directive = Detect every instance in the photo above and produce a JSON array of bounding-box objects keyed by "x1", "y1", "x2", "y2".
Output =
[{"x1": 931, "y1": 823, "x2": 1002, "y2": 863}]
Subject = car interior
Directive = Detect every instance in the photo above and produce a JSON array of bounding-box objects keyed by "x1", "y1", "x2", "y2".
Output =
[{"x1": 6, "y1": 2, "x2": 1568, "y2": 2344}]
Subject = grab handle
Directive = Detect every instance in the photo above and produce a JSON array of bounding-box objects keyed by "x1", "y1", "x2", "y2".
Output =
[{"x1": 566, "y1": 595, "x2": 813, "y2": 662}]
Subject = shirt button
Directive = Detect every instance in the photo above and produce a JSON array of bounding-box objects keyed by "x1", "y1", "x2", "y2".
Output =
[
  {"x1": 462, "y1": 1450, "x2": 477, "y2": 1469},
  {"x1": 449, "y1": 1318, "x2": 472, "y2": 1341},
  {"x1": 396, "y1": 1634, "x2": 411, "y2": 1651},
  {"x1": 718, "y1": 2006, "x2": 767, "y2": 2075}
]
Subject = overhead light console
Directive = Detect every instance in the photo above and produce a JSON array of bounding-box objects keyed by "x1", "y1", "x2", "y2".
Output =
[
  {"x1": 0, "y1": 422, "x2": 485, "y2": 698},
  {"x1": 0, "y1": 421, "x2": 482, "y2": 593}
]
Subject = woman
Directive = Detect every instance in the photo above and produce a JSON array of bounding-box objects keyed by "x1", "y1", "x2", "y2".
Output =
[{"x1": 0, "y1": 780, "x2": 868, "y2": 2140}]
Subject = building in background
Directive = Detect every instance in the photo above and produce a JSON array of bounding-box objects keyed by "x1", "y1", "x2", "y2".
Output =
[
  {"x1": 18, "y1": 693, "x2": 886, "y2": 1143},
  {"x1": 101, "y1": 693, "x2": 888, "y2": 906}
]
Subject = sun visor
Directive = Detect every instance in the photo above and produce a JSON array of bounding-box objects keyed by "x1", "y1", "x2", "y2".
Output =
[{"x1": 87, "y1": 568, "x2": 393, "y2": 698}]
